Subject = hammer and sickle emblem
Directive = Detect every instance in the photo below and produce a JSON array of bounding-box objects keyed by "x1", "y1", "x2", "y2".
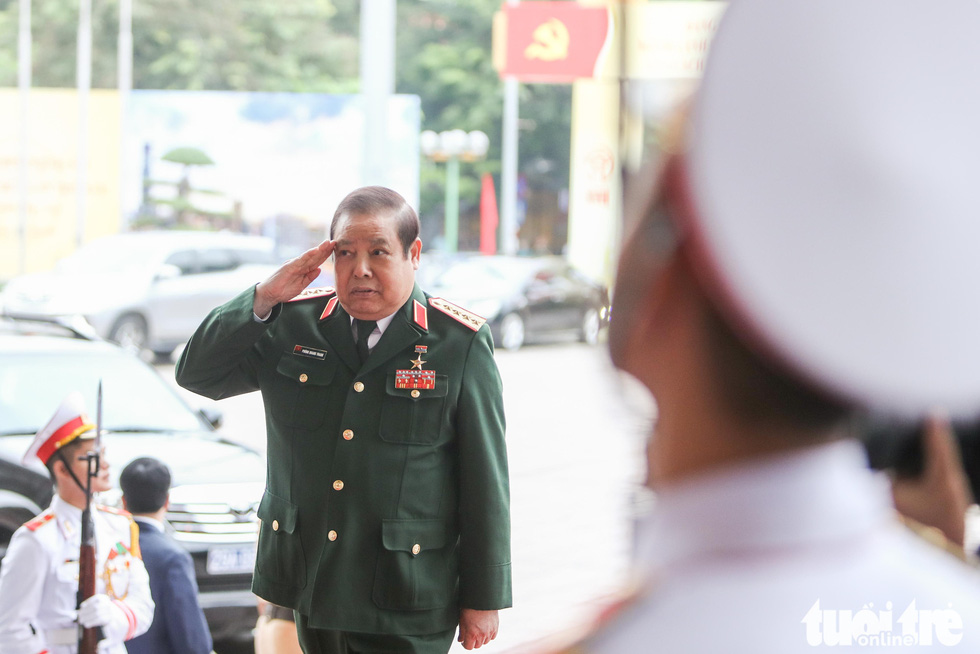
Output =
[{"x1": 524, "y1": 18, "x2": 570, "y2": 62}]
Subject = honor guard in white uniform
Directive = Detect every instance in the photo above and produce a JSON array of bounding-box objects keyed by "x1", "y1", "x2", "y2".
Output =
[
  {"x1": 553, "y1": 0, "x2": 980, "y2": 651},
  {"x1": 0, "y1": 393, "x2": 154, "y2": 654}
]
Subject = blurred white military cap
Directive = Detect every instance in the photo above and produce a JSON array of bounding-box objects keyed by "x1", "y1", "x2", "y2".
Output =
[{"x1": 685, "y1": 0, "x2": 980, "y2": 417}]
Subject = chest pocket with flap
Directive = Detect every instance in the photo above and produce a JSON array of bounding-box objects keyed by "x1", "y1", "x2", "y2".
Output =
[
  {"x1": 269, "y1": 352, "x2": 337, "y2": 430},
  {"x1": 379, "y1": 373, "x2": 449, "y2": 445}
]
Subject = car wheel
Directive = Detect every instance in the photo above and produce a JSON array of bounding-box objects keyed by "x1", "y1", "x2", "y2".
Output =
[
  {"x1": 109, "y1": 314, "x2": 149, "y2": 355},
  {"x1": 580, "y1": 308, "x2": 601, "y2": 345},
  {"x1": 499, "y1": 313, "x2": 525, "y2": 351}
]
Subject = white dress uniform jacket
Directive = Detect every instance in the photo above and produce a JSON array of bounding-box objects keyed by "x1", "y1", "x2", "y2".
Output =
[
  {"x1": 584, "y1": 441, "x2": 980, "y2": 652},
  {"x1": 0, "y1": 496, "x2": 154, "y2": 654}
]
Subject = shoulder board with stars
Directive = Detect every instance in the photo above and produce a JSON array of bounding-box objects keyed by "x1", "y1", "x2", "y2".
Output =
[
  {"x1": 25, "y1": 510, "x2": 55, "y2": 532},
  {"x1": 429, "y1": 297, "x2": 486, "y2": 331},
  {"x1": 286, "y1": 286, "x2": 336, "y2": 303}
]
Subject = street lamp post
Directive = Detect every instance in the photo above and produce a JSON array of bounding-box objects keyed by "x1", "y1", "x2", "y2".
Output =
[{"x1": 420, "y1": 129, "x2": 490, "y2": 253}]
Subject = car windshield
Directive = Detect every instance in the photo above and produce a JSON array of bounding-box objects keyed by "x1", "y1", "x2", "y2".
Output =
[
  {"x1": 0, "y1": 351, "x2": 206, "y2": 435},
  {"x1": 55, "y1": 238, "x2": 165, "y2": 274},
  {"x1": 429, "y1": 258, "x2": 537, "y2": 296}
]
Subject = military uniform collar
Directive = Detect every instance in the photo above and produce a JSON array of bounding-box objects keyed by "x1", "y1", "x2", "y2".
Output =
[
  {"x1": 52, "y1": 494, "x2": 83, "y2": 521},
  {"x1": 51, "y1": 494, "x2": 84, "y2": 539},
  {"x1": 319, "y1": 284, "x2": 428, "y2": 332},
  {"x1": 319, "y1": 283, "x2": 428, "y2": 373},
  {"x1": 355, "y1": 285, "x2": 429, "y2": 374},
  {"x1": 404, "y1": 283, "x2": 429, "y2": 332}
]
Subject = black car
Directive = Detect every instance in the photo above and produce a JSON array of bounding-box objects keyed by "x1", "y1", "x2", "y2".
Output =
[
  {"x1": 418, "y1": 254, "x2": 610, "y2": 350},
  {"x1": 0, "y1": 315, "x2": 264, "y2": 647}
]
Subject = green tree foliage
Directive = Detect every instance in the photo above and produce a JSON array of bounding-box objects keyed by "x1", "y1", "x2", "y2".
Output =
[
  {"x1": 133, "y1": 0, "x2": 358, "y2": 92},
  {"x1": 0, "y1": 0, "x2": 357, "y2": 91},
  {"x1": 396, "y1": 0, "x2": 503, "y2": 225}
]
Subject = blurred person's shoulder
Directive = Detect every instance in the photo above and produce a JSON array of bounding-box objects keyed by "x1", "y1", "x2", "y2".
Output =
[{"x1": 543, "y1": 526, "x2": 980, "y2": 653}]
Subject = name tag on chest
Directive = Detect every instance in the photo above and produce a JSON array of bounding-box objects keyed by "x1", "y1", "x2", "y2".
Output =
[{"x1": 293, "y1": 345, "x2": 327, "y2": 360}]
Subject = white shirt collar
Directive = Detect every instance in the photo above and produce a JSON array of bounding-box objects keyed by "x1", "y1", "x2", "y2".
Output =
[
  {"x1": 634, "y1": 439, "x2": 895, "y2": 572},
  {"x1": 133, "y1": 515, "x2": 166, "y2": 533},
  {"x1": 349, "y1": 312, "x2": 397, "y2": 336},
  {"x1": 375, "y1": 313, "x2": 397, "y2": 335}
]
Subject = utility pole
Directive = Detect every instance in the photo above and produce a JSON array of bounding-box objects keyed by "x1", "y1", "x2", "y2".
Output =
[
  {"x1": 17, "y1": 0, "x2": 31, "y2": 273},
  {"x1": 119, "y1": 0, "x2": 132, "y2": 230},
  {"x1": 76, "y1": 0, "x2": 92, "y2": 247},
  {"x1": 360, "y1": 0, "x2": 396, "y2": 189},
  {"x1": 499, "y1": 0, "x2": 520, "y2": 255}
]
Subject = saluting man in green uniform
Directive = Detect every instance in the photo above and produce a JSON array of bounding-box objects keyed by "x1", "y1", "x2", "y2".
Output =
[{"x1": 176, "y1": 186, "x2": 511, "y2": 653}]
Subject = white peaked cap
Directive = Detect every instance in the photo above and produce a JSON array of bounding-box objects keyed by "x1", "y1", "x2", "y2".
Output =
[
  {"x1": 23, "y1": 391, "x2": 96, "y2": 466},
  {"x1": 685, "y1": 0, "x2": 980, "y2": 417}
]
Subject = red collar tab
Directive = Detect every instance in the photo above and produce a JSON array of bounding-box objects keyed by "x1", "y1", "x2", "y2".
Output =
[
  {"x1": 413, "y1": 299, "x2": 429, "y2": 331},
  {"x1": 320, "y1": 296, "x2": 340, "y2": 321}
]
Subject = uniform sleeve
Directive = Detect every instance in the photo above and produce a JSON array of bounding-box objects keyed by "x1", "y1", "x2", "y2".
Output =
[
  {"x1": 175, "y1": 285, "x2": 278, "y2": 400},
  {"x1": 456, "y1": 325, "x2": 513, "y2": 609},
  {"x1": 0, "y1": 529, "x2": 49, "y2": 654},
  {"x1": 161, "y1": 549, "x2": 213, "y2": 654},
  {"x1": 117, "y1": 532, "x2": 155, "y2": 641}
]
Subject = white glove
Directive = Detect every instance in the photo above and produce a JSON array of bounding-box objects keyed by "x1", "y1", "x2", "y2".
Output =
[{"x1": 78, "y1": 594, "x2": 128, "y2": 642}]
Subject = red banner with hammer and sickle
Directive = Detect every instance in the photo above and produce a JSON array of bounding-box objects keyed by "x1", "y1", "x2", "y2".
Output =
[{"x1": 497, "y1": 2, "x2": 611, "y2": 83}]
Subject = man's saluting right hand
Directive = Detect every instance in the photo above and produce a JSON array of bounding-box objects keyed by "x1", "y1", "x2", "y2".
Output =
[{"x1": 253, "y1": 240, "x2": 335, "y2": 318}]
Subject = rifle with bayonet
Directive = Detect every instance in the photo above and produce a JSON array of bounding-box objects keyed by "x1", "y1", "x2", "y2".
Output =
[{"x1": 77, "y1": 381, "x2": 103, "y2": 654}]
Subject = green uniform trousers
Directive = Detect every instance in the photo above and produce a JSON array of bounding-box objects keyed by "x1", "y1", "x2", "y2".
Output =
[{"x1": 295, "y1": 612, "x2": 456, "y2": 654}]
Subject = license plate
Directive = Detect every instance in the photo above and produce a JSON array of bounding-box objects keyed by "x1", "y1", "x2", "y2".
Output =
[{"x1": 206, "y1": 545, "x2": 256, "y2": 575}]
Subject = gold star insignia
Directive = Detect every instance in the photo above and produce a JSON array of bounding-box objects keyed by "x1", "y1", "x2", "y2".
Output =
[{"x1": 410, "y1": 356, "x2": 426, "y2": 370}]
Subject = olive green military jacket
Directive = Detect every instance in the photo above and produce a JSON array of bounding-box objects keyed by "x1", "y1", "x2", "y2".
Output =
[{"x1": 175, "y1": 283, "x2": 511, "y2": 635}]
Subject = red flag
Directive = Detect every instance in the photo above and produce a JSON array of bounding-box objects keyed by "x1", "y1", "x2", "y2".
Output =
[{"x1": 480, "y1": 173, "x2": 499, "y2": 255}]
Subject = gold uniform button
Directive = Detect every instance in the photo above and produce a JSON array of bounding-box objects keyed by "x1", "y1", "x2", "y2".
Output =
[
  {"x1": 272, "y1": 520, "x2": 280, "y2": 532},
  {"x1": 333, "y1": 480, "x2": 344, "y2": 491},
  {"x1": 411, "y1": 390, "x2": 421, "y2": 399},
  {"x1": 343, "y1": 429, "x2": 354, "y2": 440},
  {"x1": 412, "y1": 543, "x2": 421, "y2": 556},
  {"x1": 353, "y1": 381, "x2": 365, "y2": 392},
  {"x1": 299, "y1": 373, "x2": 309, "y2": 383},
  {"x1": 328, "y1": 530, "x2": 338, "y2": 541}
]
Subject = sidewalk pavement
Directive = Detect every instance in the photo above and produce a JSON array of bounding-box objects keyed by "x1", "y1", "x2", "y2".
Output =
[{"x1": 449, "y1": 343, "x2": 653, "y2": 653}]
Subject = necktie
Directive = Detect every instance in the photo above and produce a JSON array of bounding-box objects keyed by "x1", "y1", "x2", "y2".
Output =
[{"x1": 355, "y1": 319, "x2": 377, "y2": 364}]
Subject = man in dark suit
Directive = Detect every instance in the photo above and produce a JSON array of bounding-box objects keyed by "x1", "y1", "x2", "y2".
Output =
[
  {"x1": 176, "y1": 186, "x2": 511, "y2": 653},
  {"x1": 120, "y1": 457, "x2": 214, "y2": 654}
]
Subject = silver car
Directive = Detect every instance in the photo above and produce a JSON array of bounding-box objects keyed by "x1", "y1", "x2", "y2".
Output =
[{"x1": 1, "y1": 231, "x2": 281, "y2": 360}]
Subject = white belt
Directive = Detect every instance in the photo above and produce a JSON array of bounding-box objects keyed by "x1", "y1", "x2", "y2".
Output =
[{"x1": 44, "y1": 626, "x2": 79, "y2": 646}]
